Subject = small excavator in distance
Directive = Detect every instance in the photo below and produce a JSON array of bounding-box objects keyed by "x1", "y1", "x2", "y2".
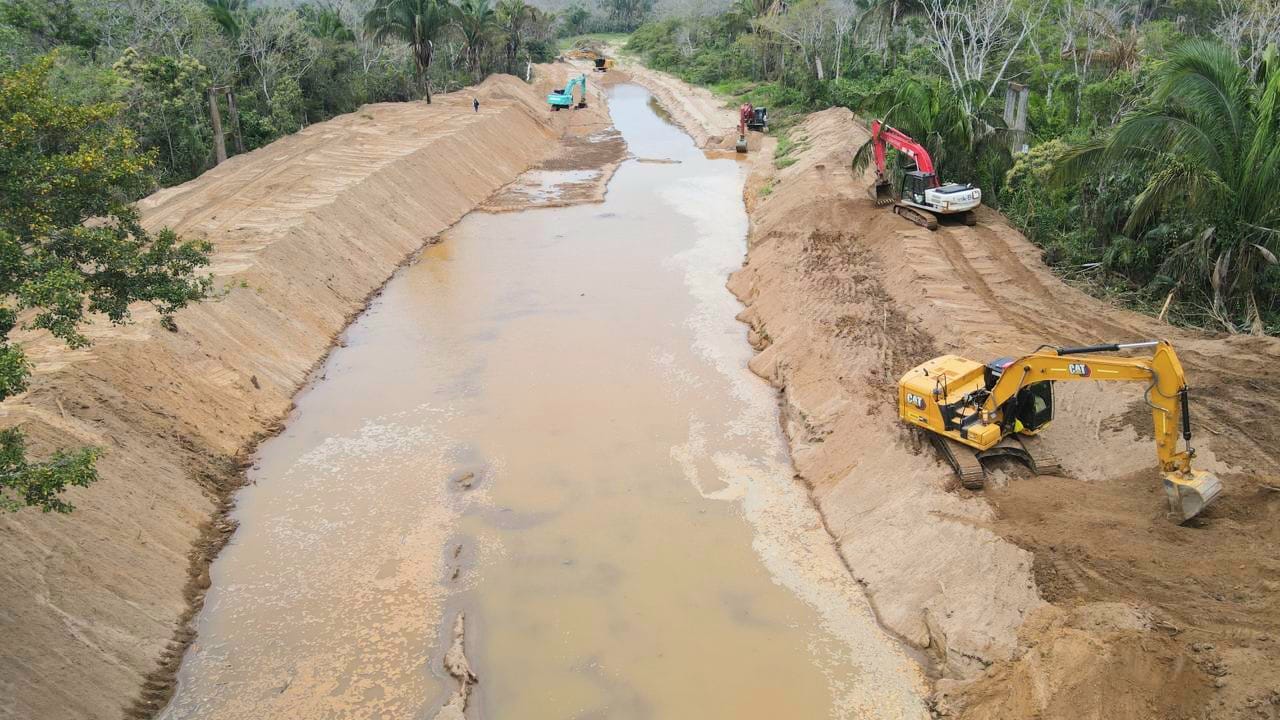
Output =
[
  {"x1": 735, "y1": 104, "x2": 768, "y2": 153},
  {"x1": 864, "y1": 120, "x2": 981, "y2": 230},
  {"x1": 898, "y1": 340, "x2": 1223, "y2": 522},
  {"x1": 547, "y1": 74, "x2": 588, "y2": 110}
]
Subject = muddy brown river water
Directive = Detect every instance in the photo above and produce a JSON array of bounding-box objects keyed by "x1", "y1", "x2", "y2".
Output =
[{"x1": 160, "y1": 84, "x2": 928, "y2": 720}]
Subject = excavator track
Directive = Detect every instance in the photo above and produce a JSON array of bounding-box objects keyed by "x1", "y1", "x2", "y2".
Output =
[
  {"x1": 1014, "y1": 434, "x2": 1063, "y2": 475},
  {"x1": 930, "y1": 434, "x2": 986, "y2": 489},
  {"x1": 975, "y1": 435, "x2": 1063, "y2": 476},
  {"x1": 894, "y1": 203, "x2": 939, "y2": 230}
]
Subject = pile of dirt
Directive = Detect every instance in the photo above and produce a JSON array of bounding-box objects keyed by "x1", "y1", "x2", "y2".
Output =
[
  {"x1": 729, "y1": 103, "x2": 1280, "y2": 717},
  {"x1": 0, "y1": 70, "x2": 582, "y2": 720}
]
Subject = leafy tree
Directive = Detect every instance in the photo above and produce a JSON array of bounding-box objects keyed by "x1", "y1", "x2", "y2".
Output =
[
  {"x1": 0, "y1": 55, "x2": 213, "y2": 512},
  {"x1": 1059, "y1": 41, "x2": 1280, "y2": 333},
  {"x1": 113, "y1": 48, "x2": 213, "y2": 182},
  {"x1": 364, "y1": 0, "x2": 454, "y2": 102},
  {"x1": 561, "y1": 3, "x2": 590, "y2": 35},
  {"x1": 0, "y1": 0, "x2": 98, "y2": 53},
  {"x1": 600, "y1": 0, "x2": 653, "y2": 32}
]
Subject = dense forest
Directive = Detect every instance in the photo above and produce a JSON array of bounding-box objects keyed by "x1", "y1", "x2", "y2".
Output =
[{"x1": 626, "y1": 0, "x2": 1280, "y2": 334}]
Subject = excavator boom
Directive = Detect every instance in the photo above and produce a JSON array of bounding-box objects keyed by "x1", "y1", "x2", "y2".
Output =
[
  {"x1": 736, "y1": 104, "x2": 767, "y2": 153},
  {"x1": 899, "y1": 340, "x2": 1223, "y2": 521}
]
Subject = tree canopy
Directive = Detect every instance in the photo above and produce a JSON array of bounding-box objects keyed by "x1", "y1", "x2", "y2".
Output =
[{"x1": 0, "y1": 55, "x2": 213, "y2": 512}]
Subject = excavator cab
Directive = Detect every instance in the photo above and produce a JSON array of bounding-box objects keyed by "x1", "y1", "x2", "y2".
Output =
[
  {"x1": 985, "y1": 357, "x2": 1054, "y2": 434},
  {"x1": 902, "y1": 171, "x2": 935, "y2": 206},
  {"x1": 1013, "y1": 382, "x2": 1054, "y2": 433}
]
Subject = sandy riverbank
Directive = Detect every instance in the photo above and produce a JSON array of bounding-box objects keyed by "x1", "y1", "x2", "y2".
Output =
[{"x1": 0, "y1": 68, "x2": 604, "y2": 720}]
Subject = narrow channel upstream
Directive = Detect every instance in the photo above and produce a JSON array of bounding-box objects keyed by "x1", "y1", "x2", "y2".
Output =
[{"x1": 162, "y1": 83, "x2": 927, "y2": 720}]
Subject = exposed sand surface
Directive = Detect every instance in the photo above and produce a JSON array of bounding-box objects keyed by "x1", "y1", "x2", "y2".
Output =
[{"x1": 725, "y1": 105, "x2": 1280, "y2": 719}]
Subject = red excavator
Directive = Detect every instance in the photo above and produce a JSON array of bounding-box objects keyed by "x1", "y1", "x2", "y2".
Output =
[
  {"x1": 735, "y1": 104, "x2": 768, "y2": 153},
  {"x1": 866, "y1": 120, "x2": 981, "y2": 230}
]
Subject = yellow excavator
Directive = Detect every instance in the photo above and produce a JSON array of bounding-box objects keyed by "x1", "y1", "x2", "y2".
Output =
[{"x1": 898, "y1": 340, "x2": 1223, "y2": 521}]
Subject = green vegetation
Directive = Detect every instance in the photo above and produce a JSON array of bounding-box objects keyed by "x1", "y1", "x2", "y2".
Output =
[
  {"x1": 1, "y1": 57, "x2": 213, "y2": 512},
  {"x1": 773, "y1": 127, "x2": 807, "y2": 168},
  {"x1": 626, "y1": 0, "x2": 1280, "y2": 333},
  {"x1": 0, "y1": 0, "x2": 562, "y2": 188}
]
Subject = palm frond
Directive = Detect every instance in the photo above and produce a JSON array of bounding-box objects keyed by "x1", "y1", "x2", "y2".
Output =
[
  {"x1": 1153, "y1": 41, "x2": 1250, "y2": 141},
  {"x1": 1124, "y1": 161, "x2": 1230, "y2": 235}
]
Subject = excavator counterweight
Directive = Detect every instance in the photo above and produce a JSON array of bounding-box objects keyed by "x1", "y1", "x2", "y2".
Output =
[{"x1": 898, "y1": 340, "x2": 1223, "y2": 522}]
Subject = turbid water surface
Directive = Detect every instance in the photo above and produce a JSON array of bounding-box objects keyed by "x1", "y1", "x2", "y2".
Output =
[{"x1": 161, "y1": 83, "x2": 927, "y2": 720}]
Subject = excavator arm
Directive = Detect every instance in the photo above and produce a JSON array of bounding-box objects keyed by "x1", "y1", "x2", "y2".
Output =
[
  {"x1": 568, "y1": 74, "x2": 587, "y2": 107},
  {"x1": 870, "y1": 120, "x2": 937, "y2": 179},
  {"x1": 983, "y1": 340, "x2": 1222, "y2": 519},
  {"x1": 736, "y1": 103, "x2": 751, "y2": 153}
]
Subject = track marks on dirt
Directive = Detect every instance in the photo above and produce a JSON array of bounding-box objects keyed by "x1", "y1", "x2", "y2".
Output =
[{"x1": 797, "y1": 228, "x2": 939, "y2": 400}]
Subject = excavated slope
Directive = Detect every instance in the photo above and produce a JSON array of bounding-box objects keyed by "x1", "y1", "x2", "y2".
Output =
[
  {"x1": 0, "y1": 73, "x2": 576, "y2": 720},
  {"x1": 730, "y1": 109, "x2": 1043, "y2": 675}
]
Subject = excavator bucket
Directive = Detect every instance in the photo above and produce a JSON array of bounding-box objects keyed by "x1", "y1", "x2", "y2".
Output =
[
  {"x1": 736, "y1": 135, "x2": 747, "y2": 153},
  {"x1": 873, "y1": 177, "x2": 893, "y2": 207},
  {"x1": 1163, "y1": 469, "x2": 1223, "y2": 522}
]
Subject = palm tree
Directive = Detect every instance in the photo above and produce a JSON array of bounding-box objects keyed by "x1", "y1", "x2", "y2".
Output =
[
  {"x1": 851, "y1": 77, "x2": 1011, "y2": 195},
  {"x1": 302, "y1": 5, "x2": 356, "y2": 42},
  {"x1": 454, "y1": 0, "x2": 498, "y2": 80},
  {"x1": 496, "y1": 0, "x2": 537, "y2": 75},
  {"x1": 1058, "y1": 41, "x2": 1280, "y2": 333},
  {"x1": 364, "y1": 0, "x2": 454, "y2": 102},
  {"x1": 203, "y1": 0, "x2": 245, "y2": 39}
]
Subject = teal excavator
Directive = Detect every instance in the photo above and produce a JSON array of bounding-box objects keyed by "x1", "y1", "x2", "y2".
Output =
[{"x1": 547, "y1": 74, "x2": 588, "y2": 110}]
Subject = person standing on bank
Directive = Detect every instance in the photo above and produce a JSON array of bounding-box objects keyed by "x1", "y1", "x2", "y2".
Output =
[{"x1": 473, "y1": 98, "x2": 479, "y2": 113}]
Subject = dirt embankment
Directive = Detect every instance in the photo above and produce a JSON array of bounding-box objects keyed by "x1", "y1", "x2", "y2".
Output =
[
  {"x1": 729, "y1": 106, "x2": 1280, "y2": 718},
  {"x1": 0, "y1": 70, "x2": 590, "y2": 720}
]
